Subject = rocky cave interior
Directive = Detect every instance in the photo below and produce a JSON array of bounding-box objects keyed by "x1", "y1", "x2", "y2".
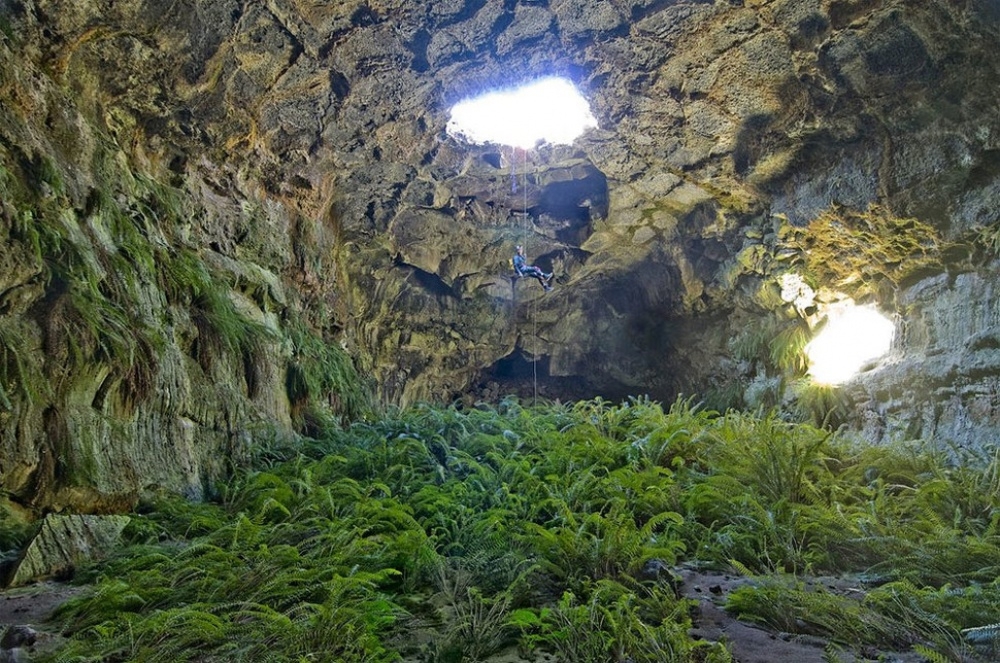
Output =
[{"x1": 1, "y1": 0, "x2": 1000, "y2": 659}]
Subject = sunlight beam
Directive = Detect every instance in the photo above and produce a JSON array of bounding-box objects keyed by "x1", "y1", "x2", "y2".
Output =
[
  {"x1": 447, "y1": 77, "x2": 598, "y2": 149},
  {"x1": 806, "y1": 304, "x2": 895, "y2": 385}
]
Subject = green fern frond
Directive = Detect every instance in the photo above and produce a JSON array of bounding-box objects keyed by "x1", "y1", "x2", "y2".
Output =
[
  {"x1": 728, "y1": 558, "x2": 757, "y2": 578},
  {"x1": 769, "y1": 321, "x2": 810, "y2": 373},
  {"x1": 821, "y1": 642, "x2": 846, "y2": 663},
  {"x1": 0, "y1": 316, "x2": 50, "y2": 407},
  {"x1": 963, "y1": 622, "x2": 1000, "y2": 644},
  {"x1": 911, "y1": 643, "x2": 953, "y2": 663}
]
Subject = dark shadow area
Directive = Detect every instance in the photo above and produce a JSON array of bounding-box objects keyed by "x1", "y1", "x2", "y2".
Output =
[
  {"x1": 471, "y1": 348, "x2": 638, "y2": 405},
  {"x1": 350, "y1": 5, "x2": 379, "y2": 28},
  {"x1": 863, "y1": 16, "x2": 936, "y2": 83},
  {"x1": 482, "y1": 152, "x2": 502, "y2": 169},
  {"x1": 533, "y1": 246, "x2": 590, "y2": 277},
  {"x1": 329, "y1": 70, "x2": 351, "y2": 100},
  {"x1": 407, "y1": 29, "x2": 431, "y2": 72},
  {"x1": 393, "y1": 255, "x2": 458, "y2": 300},
  {"x1": 534, "y1": 167, "x2": 608, "y2": 245},
  {"x1": 410, "y1": 266, "x2": 457, "y2": 300},
  {"x1": 966, "y1": 149, "x2": 1000, "y2": 189},
  {"x1": 494, "y1": 348, "x2": 548, "y2": 381},
  {"x1": 973, "y1": 0, "x2": 1000, "y2": 22},
  {"x1": 478, "y1": 245, "x2": 690, "y2": 408},
  {"x1": 537, "y1": 169, "x2": 608, "y2": 219},
  {"x1": 731, "y1": 113, "x2": 777, "y2": 178},
  {"x1": 685, "y1": 236, "x2": 732, "y2": 283}
]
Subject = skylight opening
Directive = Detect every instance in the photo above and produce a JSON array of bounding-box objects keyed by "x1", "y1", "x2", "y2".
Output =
[
  {"x1": 447, "y1": 77, "x2": 598, "y2": 149},
  {"x1": 805, "y1": 304, "x2": 895, "y2": 386}
]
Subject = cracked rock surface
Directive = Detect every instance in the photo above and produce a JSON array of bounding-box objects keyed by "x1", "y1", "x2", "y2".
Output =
[{"x1": 2, "y1": 0, "x2": 1000, "y2": 508}]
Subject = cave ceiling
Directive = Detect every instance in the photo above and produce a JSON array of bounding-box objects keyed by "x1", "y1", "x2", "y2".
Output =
[{"x1": 4, "y1": 0, "x2": 1000, "y2": 434}]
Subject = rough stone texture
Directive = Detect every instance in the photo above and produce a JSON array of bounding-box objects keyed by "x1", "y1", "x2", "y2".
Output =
[
  {"x1": 6, "y1": 514, "x2": 129, "y2": 587},
  {"x1": 0, "y1": 648, "x2": 29, "y2": 663},
  {"x1": 1, "y1": 0, "x2": 1000, "y2": 513},
  {"x1": 0, "y1": 625, "x2": 36, "y2": 649},
  {"x1": 849, "y1": 264, "x2": 1000, "y2": 449}
]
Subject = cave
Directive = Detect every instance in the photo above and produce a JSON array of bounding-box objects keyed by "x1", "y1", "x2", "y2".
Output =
[
  {"x1": 2, "y1": 2, "x2": 1000, "y2": 656},
  {"x1": 0, "y1": 0, "x2": 998, "y2": 507}
]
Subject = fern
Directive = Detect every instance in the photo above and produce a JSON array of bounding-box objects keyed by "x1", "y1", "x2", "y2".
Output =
[
  {"x1": 911, "y1": 643, "x2": 954, "y2": 663},
  {"x1": 39, "y1": 399, "x2": 1000, "y2": 662},
  {"x1": 963, "y1": 622, "x2": 1000, "y2": 645},
  {"x1": 0, "y1": 316, "x2": 49, "y2": 408},
  {"x1": 769, "y1": 320, "x2": 810, "y2": 373},
  {"x1": 821, "y1": 642, "x2": 846, "y2": 663},
  {"x1": 728, "y1": 558, "x2": 757, "y2": 579},
  {"x1": 963, "y1": 621, "x2": 1000, "y2": 659}
]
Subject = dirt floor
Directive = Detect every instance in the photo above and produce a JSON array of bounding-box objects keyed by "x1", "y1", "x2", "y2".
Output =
[
  {"x1": 0, "y1": 582, "x2": 82, "y2": 625},
  {"x1": 677, "y1": 567, "x2": 926, "y2": 663},
  {"x1": 0, "y1": 581, "x2": 82, "y2": 658},
  {"x1": 0, "y1": 573, "x2": 929, "y2": 662}
]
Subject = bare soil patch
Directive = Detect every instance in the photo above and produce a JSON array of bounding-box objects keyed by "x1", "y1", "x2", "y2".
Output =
[
  {"x1": 0, "y1": 582, "x2": 83, "y2": 658},
  {"x1": 678, "y1": 567, "x2": 926, "y2": 663}
]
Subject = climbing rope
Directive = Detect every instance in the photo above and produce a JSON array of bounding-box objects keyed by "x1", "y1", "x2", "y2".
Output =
[
  {"x1": 524, "y1": 148, "x2": 538, "y2": 406},
  {"x1": 510, "y1": 146, "x2": 538, "y2": 406}
]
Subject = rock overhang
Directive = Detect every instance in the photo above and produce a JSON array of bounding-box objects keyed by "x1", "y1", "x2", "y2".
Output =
[{"x1": 3, "y1": 0, "x2": 1000, "y2": 518}]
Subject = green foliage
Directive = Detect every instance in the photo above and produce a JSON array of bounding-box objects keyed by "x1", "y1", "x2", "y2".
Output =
[
  {"x1": 726, "y1": 577, "x2": 902, "y2": 647},
  {"x1": 0, "y1": 517, "x2": 37, "y2": 556},
  {"x1": 790, "y1": 380, "x2": 852, "y2": 429},
  {"x1": 0, "y1": 316, "x2": 48, "y2": 408},
  {"x1": 727, "y1": 316, "x2": 814, "y2": 414},
  {"x1": 699, "y1": 379, "x2": 746, "y2": 414},
  {"x1": 0, "y1": 16, "x2": 13, "y2": 41},
  {"x1": 969, "y1": 221, "x2": 1000, "y2": 258},
  {"x1": 4, "y1": 147, "x2": 284, "y2": 413},
  {"x1": 286, "y1": 317, "x2": 372, "y2": 429},
  {"x1": 39, "y1": 399, "x2": 1000, "y2": 662},
  {"x1": 964, "y1": 622, "x2": 1000, "y2": 660},
  {"x1": 769, "y1": 320, "x2": 810, "y2": 373},
  {"x1": 726, "y1": 574, "x2": 1000, "y2": 661},
  {"x1": 729, "y1": 315, "x2": 809, "y2": 376},
  {"x1": 157, "y1": 245, "x2": 275, "y2": 375},
  {"x1": 526, "y1": 508, "x2": 684, "y2": 591},
  {"x1": 0, "y1": 175, "x2": 172, "y2": 409},
  {"x1": 193, "y1": 285, "x2": 264, "y2": 359},
  {"x1": 92, "y1": 188, "x2": 157, "y2": 276},
  {"x1": 912, "y1": 644, "x2": 955, "y2": 663},
  {"x1": 33, "y1": 155, "x2": 65, "y2": 196},
  {"x1": 422, "y1": 567, "x2": 517, "y2": 662},
  {"x1": 10, "y1": 207, "x2": 63, "y2": 265},
  {"x1": 525, "y1": 580, "x2": 712, "y2": 663}
]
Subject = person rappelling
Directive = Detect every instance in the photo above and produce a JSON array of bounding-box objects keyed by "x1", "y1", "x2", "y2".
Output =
[{"x1": 513, "y1": 245, "x2": 553, "y2": 291}]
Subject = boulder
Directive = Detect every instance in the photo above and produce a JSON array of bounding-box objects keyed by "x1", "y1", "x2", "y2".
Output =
[{"x1": 6, "y1": 515, "x2": 130, "y2": 588}]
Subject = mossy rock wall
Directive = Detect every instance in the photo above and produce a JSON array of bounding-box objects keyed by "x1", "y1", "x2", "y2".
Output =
[
  {"x1": 0, "y1": 22, "x2": 358, "y2": 514},
  {"x1": 3, "y1": 0, "x2": 1000, "y2": 513}
]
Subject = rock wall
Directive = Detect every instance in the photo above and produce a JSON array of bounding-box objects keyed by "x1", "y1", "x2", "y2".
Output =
[
  {"x1": 0, "y1": 0, "x2": 352, "y2": 514},
  {"x1": 2, "y1": 0, "x2": 1000, "y2": 512},
  {"x1": 851, "y1": 264, "x2": 1000, "y2": 451},
  {"x1": 0, "y1": 38, "x2": 297, "y2": 514}
]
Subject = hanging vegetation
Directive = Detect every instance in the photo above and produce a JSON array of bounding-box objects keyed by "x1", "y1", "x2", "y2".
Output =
[{"x1": 791, "y1": 204, "x2": 944, "y2": 297}]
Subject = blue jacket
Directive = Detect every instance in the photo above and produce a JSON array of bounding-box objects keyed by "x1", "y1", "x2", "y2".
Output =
[{"x1": 513, "y1": 254, "x2": 527, "y2": 273}]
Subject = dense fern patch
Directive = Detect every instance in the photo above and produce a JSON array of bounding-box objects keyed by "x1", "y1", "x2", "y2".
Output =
[{"x1": 41, "y1": 398, "x2": 1000, "y2": 662}]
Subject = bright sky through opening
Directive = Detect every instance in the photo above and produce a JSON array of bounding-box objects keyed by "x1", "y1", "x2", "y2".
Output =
[
  {"x1": 447, "y1": 77, "x2": 598, "y2": 148},
  {"x1": 806, "y1": 304, "x2": 895, "y2": 385}
]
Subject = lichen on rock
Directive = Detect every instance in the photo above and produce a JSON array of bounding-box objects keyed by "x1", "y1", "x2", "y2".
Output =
[{"x1": 3, "y1": 0, "x2": 1000, "y2": 512}]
